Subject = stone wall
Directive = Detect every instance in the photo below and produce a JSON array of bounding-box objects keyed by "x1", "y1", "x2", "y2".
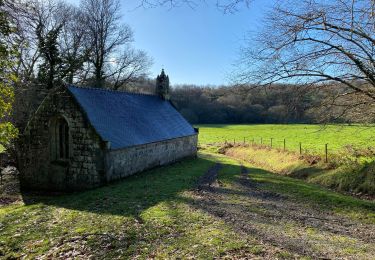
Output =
[
  {"x1": 0, "y1": 166, "x2": 20, "y2": 198},
  {"x1": 20, "y1": 87, "x2": 106, "y2": 191},
  {"x1": 20, "y1": 86, "x2": 199, "y2": 191},
  {"x1": 105, "y1": 134, "x2": 198, "y2": 181}
]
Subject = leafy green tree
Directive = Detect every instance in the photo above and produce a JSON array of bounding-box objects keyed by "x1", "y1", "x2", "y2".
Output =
[
  {"x1": 0, "y1": 0, "x2": 18, "y2": 149},
  {"x1": 36, "y1": 23, "x2": 63, "y2": 89}
]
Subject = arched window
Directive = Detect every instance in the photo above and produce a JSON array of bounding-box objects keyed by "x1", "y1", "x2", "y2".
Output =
[{"x1": 50, "y1": 117, "x2": 70, "y2": 160}]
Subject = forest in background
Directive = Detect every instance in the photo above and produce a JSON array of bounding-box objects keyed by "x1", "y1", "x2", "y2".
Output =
[
  {"x1": 127, "y1": 78, "x2": 374, "y2": 125},
  {"x1": 1, "y1": 0, "x2": 375, "y2": 149}
]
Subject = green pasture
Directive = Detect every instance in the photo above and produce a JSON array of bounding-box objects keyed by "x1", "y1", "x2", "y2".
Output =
[
  {"x1": 1, "y1": 151, "x2": 374, "y2": 258},
  {"x1": 197, "y1": 124, "x2": 375, "y2": 154}
]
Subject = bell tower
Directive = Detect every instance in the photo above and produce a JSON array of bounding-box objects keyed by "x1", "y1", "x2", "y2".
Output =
[{"x1": 156, "y1": 69, "x2": 170, "y2": 100}]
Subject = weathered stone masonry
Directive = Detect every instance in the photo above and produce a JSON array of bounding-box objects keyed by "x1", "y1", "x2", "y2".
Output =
[
  {"x1": 20, "y1": 86, "x2": 198, "y2": 191},
  {"x1": 106, "y1": 135, "x2": 198, "y2": 181},
  {"x1": 20, "y1": 87, "x2": 106, "y2": 191}
]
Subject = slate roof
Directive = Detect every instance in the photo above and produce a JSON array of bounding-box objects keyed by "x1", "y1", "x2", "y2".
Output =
[{"x1": 67, "y1": 86, "x2": 196, "y2": 149}]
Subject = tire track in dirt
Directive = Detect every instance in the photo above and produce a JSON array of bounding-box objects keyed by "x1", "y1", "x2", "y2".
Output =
[
  {"x1": 239, "y1": 164, "x2": 284, "y2": 201},
  {"x1": 187, "y1": 161, "x2": 375, "y2": 259},
  {"x1": 239, "y1": 164, "x2": 375, "y2": 243},
  {"x1": 196, "y1": 163, "x2": 222, "y2": 191},
  {"x1": 238, "y1": 164, "x2": 375, "y2": 247}
]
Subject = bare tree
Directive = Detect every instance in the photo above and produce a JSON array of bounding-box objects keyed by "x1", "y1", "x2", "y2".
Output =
[
  {"x1": 4, "y1": 0, "x2": 43, "y2": 81},
  {"x1": 137, "y1": 0, "x2": 252, "y2": 13},
  {"x1": 3, "y1": 0, "x2": 67, "y2": 127},
  {"x1": 4, "y1": 0, "x2": 90, "y2": 127},
  {"x1": 235, "y1": 0, "x2": 375, "y2": 121},
  {"x1": 81, "y1": 0, "x2": 151, "y2": 89},
  {"x1": 57, "y1": 4, "x2": 91, "y2": 84},
  {"x1": 5, "y1": 0, "x2": 75, "y2": 84}
]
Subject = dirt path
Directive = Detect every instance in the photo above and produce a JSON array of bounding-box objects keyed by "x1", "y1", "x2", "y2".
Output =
[
  {"x1": 196, "y1": 163, "x2": 222, "y2": 190},
  {"x1": 189, "y1": 161, "x2": 375, "y2": 259}
]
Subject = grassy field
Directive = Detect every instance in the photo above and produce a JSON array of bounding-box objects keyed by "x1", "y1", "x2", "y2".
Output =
[
  {"x1": 1, "y1": 151, "x2": 375, "y2": 259},
  {"x1": 1, "y1": 124, "x2": 375, "y2": 258},
  {"x1": 197, "y1": 124, "x2": 375, "y2": 154},
  {"x1": 197, "y1": 124, "x2": 375, "y2": 195},
  {"x1": 223, "y1": 145, "x2": 375, "y2": 195}
]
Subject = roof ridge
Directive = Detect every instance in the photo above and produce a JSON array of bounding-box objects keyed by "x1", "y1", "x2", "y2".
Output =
[{"x1": 67, "y1": 85, "x2": 158, "y2": 98}]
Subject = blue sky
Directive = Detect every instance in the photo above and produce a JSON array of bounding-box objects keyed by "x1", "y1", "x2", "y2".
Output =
[{"x1": 122, "y1": 1, "x2": 273, "y2": 85}]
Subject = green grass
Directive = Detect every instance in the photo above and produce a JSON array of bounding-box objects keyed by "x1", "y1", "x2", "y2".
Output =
[
  {"x1": 1, "y1": 124, "x2": 374, "y2": 257},
  {"x1": 203, "y1": 151, "x2": 375, "y2": 258},
  {"x1": 1, "y1": 151, "x2": 375, "y2": 258},
  {"x1": 0, "y1": 157, "x2": 251, "y2": 259},
  {"x1": 197, "y1": 123, "x2": 375, "y2": 195},
  {"x1": 197, "y1": 124, "x2": 375, "y2": 154},
  {"x1": 223, "y1": 144, "x2": 375, "y2": 195},
  {"x1": 204, "y1": 150, "x2": 375, "y2": 223},
  {"x1": 249, "y1": 165, "x2": 375, "y2": 219}
]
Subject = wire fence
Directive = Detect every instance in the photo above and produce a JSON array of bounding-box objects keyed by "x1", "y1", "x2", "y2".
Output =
[{"x1": 222, "y1": 137, "x2": 330, "y2": 163}]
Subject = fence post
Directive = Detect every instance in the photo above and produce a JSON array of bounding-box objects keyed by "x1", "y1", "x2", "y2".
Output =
[
  {"x1": 283, "y1": 139, "x2": 286, "y2": 151},
  {"x1": 270, "y1": 138, "x2": 273, "y2": 148},
  {"x1": 299, "y1": 142, "x2": 302, "y2": 155},
  {"x1": 261, "y1": 137, "x2": 263, "y2": 145},
  {"x1": 325, "y1": 143, "x2": 328, "y2": 163},
  {"x1": 243, "y1": 137, "x2": 245, "y2": 144},
  {"x1": 234, "y1": 138, "x2": 236, "y2": 144}
]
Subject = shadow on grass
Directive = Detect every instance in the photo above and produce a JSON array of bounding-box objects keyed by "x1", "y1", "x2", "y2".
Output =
[
  {"x1": 19, "y1": 154, "x2": 375, "y2": 219},
  {"x1": 251, "y1": 168, "x2": 375, "y2": 213},
  {"x1": 289, "y1": 166, "x2": 327, "y2": 179},
  {"x1": 4, "y1": 153, "x2": 375, "y2": 259},
  {"x1": 20, "y1": 157, "x2": 215, "y2": 218},
  {"x1": 230, "y1": 163, "x2": 374, "y2": 214},
  {"x1": 180, "y1": 162, "x2": 375, "y2": 258}
]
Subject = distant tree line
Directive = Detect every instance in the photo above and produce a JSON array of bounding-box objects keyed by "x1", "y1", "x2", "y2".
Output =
[
  {"x1": 173, "y1": 84, "x2": 375, "y2": 124},
  {"x1": 171, "y1": 84, "x2": 311, "y2": 124},
  {"x1": 129, "y1": 78, "x2": 374, "y2": 124}
]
